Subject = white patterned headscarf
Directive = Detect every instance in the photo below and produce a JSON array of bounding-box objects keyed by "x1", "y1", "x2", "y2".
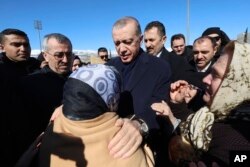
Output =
[
  {"x1": 180, "y1": 41, "x2": 250, "y2": 151},
  {"x1": 63, "y1": 64, "x2": 121, "y2": 120},
  {"x1": 70, "y1": 64, "x2": 121, "y2": 111}
]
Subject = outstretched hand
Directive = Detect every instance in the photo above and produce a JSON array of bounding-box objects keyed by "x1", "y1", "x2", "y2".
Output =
[
  {"x1": 170, "y1": 80, "x2": 198, "y2": 104},
  {"x1": 108, "y1": 118, "x2": 142, "y2": 159},
  {"x1": 170, "y1": 80, "x2": 189, "y2": 103},
  {"x1": 151, "y1": 100, "x2": 177, "y2": 125}
]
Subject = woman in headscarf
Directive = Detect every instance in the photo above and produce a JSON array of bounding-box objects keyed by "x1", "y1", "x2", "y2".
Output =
[
  {"x1": 71, "y1": 55, "x2": 83, "y2": 72},
  {"x1": 37, "y1": 64, "x2": 154, "y2": 167},
  {"x1": 152, "y1": 40, "x2": 250, "y2": 166}
]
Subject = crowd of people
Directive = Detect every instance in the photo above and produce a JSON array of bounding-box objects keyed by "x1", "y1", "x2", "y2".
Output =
[{"x1": 0, "y1": 16, "x2": 249, "y2": 167}]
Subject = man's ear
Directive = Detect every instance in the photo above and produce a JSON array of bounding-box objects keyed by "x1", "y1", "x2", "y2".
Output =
[
  {"x1": 43, "y1": 52, "x2": 49, "y2": 62},
  {"x1": 214, "y1": 45, "x2": 218, "y2": 55},
  {"x1": 162, "y1": 35, "x2": 167, "y2": 44}
]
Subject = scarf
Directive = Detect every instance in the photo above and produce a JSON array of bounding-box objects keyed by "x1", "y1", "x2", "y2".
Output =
[{"x1": 180, "y1": 41, "x2": 250, "y2": 152}]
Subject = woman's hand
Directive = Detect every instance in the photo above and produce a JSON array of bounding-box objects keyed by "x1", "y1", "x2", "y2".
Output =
[{"x1": 151, "y1": 100, "x2": 177, "y2": 126}]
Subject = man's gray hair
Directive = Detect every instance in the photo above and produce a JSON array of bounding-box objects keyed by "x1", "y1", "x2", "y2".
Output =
[
  {"x1": 113, "y1": 16, "x2": 142, "y2": 36},
  {"x1": 42, "y1": 33, "x2": 72, "y2": 51}
]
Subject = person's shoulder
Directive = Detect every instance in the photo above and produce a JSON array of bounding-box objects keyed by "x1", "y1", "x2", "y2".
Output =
[
  {"x1": 28, "y1": 57, "x2": 40, "y2": 63},
  {"x1": 105, "y1": 56, "x2": 121, "y2": 67},
  {"x1": 147, "y1": 52, "x2": 170, "y2": 66},
  {"x1": 25, "y1": 66, "x2": 49, "y2": 78},
  {"x1": 142, "y1": 52, "x2": 171, "y2": 75}
]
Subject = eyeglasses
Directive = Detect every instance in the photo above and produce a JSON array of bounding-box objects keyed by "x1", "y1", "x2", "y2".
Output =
[
  {"x1": 212, "y1": 36, "x2": 220, "y2": 42},
  {"x1": 100, "y1": 55, "x2": 108, "y2": 60},
  {"x1": 45, "y1": 51, "x2": 72, "y2": 60}
]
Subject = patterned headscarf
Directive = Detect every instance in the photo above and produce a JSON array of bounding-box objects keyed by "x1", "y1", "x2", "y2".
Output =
[
  {"x1": 180, "y1": 41, "x2": 250, "y2": 151},
  {"x1": 62, "y1": 64, "x2": 121, "y2": 120}
]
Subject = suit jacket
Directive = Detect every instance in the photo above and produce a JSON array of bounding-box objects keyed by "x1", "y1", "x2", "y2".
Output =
[
  {"x1": 107, "y1": 49, "x2": 172, "y2": 166},
  {"x1": 159, "y1": 47, "x2": 194, "y2": 82},
  {"x1": 107, "y1": 49, "x2": 171, "y2": 130},
  {"x1": 171, "y1": 46, "x2": 194, "y2": 62}
]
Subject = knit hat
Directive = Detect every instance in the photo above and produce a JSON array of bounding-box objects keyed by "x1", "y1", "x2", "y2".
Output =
[{"x1": 62, "y1": 64, "x2": 121, "y2": 120}]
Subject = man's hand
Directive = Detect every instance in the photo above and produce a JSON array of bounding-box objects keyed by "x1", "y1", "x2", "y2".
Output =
[{"x1": 108, "y1": 118, "x2": 143, "y2": 159}]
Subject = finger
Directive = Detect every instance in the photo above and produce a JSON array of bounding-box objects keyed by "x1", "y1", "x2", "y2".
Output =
[
  {"x1": 151, "y1": 106, "x2": 164, "y2": 114},
  {"x1": 108, "y1": 127, "x2": 124, "y2": 152},
  {"x1": 113, "y1": 133, "x2": 137, "y2": 158},
  {"x1": 113, "y1": 126, "x2": 142, "y2": 158},
  {"x1": 109, "y1": 119, "x2": 142, "y2": 158},
  {"x1": 178, "y1": 80, "x2": 189, "y2": 85},
  {"x1": 114, "y1": 118, "x2": 124, "y2": 127},
  {"x1": 151, "y1": 103, "x2": 161, "y2": 111},
  {"x1": 108, "y1": 119, "x2": 127, "y2": 154},
  {"x1": 121, "y1": 135, "x2": 142, "y2": 158}
]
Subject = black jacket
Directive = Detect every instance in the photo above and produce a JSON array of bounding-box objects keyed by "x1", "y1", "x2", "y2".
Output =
[
  {"x1": 18, "y1": 66, "x2": 70, "y2": 137},
  {"x1": 0, "y1": 53, "x2": 41, "y2": 166},
  {"x1": 159, "y1": 47, "x2": 203, "y2": 88},
  {"x1": 4, "y1": 66, "x2": 69, "y2": 166},
  {"x1": 107, "y1": 49, "x2": 172, "y2": 167}
]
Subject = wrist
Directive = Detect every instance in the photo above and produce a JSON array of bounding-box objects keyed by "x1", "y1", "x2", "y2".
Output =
[
  {"x1": 129, "y1": 115, "x2": 149, "y2": 137},
  {"x1": 172, "y1": 118, "x2": 181, "y2": 131}
]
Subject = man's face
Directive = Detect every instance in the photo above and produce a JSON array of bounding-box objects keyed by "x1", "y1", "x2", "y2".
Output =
[
  {"x1": 0, "y1": 34, "x2": 31, "y2": 62},
  {"x1": 172, "y1": 38, "x2": 185, "y2": 55},
  {"x1": 193, "y1": 38, "x2": 216, "y2": 70},
  {"x1": 202, "y1": 53, "x2": 229, "y2": 106},
  {"x1": 112, "y1": 22, "x2": 142, "y2": 63},
  {"x1": 43, "y1": 38, "x2": 72, "y2": 74},
  {"x1": 144, "y1": 27, "x2": 166, "y2": 56},
  {"x1": 98, "y1": 51, "x2": 108, "y2": 61}
]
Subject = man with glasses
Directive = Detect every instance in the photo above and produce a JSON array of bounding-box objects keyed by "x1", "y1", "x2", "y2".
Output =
[
  {"x1": 14, "y1": 33, "x2": 73, "y2": 165},
  {"x1": 97, "y1": 47, "x2": 109, "y2": 62}
]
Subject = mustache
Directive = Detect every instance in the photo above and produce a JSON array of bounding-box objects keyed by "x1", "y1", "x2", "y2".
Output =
[{"x1": 146, "y1": 47, "x2": 153, "y2": 51}]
